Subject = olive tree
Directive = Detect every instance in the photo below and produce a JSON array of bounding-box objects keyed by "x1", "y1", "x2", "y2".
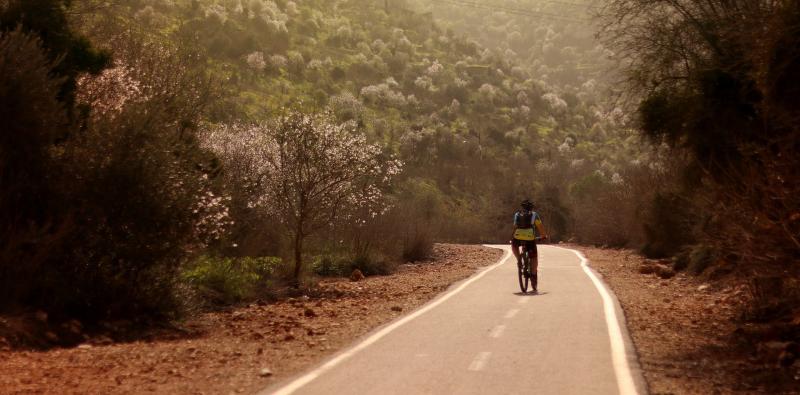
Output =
[{"x1": 203, "y1": 111, "x2": 402, "y2": 284}]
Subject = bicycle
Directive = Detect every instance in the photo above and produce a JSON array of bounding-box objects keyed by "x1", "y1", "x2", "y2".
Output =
[{"x1": 516, "y1": 237, "x2": 545, "y2": 293}]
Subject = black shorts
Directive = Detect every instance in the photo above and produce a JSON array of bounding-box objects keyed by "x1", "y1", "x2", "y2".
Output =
[{"x1": 511, "y1": 239, "x2": 538, "y2": 256}]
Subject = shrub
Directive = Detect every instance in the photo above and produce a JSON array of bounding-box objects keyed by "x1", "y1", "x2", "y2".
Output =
[
  {"x1": 0, "y1": 0, "x2": 111, "y2": 109},
  {"x1": 0, "y1": 29, "x2": 69, "y2": 309},
  {"x1": 402, "y1": 231, "x2": 434, "y2": 262},
  {"x1": 641, "y1": 191, "x2": 696, "y2": 258},
  {"x1": 0, "y1": 27, "x2": 226, "y2": 321},
  {"x1": 183, "y1": 256, "x2": 281, "y2": 305},
  {"x1": 313, "y1": 253, "x2": 397, "y2": 277},
  {"x1": 313, "y1": 256, "x2": 348, "y2": 277},
  {"x1": 350, "y1": 253, "x2": 397, "y2": 276}
]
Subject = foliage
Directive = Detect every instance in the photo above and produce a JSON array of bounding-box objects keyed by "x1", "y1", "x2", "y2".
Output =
[
  {"x1": 0, "y1": 8, "x2": 228, "y2": 319},
  {"x1": 602, "y1": 0, "x2": 800, "y2": 272},
  {"x1": 313, "y1": 253, "x2": 396, "y2": 277},
  {"x1": 0, "y1": 0, "x2": 111, "y2": 108},
  {"x1": 85, "y1": 0, "x2": 658, "y2": 252},
  {"x1": 0, "y1": 29, "x2": 69, "y2": 309},
  {"x1": 183, "y1": 256, "x2": 281, "y2": 304}
]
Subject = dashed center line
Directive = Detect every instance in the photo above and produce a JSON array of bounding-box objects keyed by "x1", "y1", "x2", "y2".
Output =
[
  {"x1": 489, "y1": 325, "x2": 506, "y2": 338},
  {"x1": 468, "y1": 352, "x2": 492, "y2": 371},
  {"x1": 504, "y1": 309, "x2": 520, "y2": 319}
]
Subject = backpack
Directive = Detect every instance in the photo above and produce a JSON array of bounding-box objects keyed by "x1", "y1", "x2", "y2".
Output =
[{"x1": 515, "y1": 210, "x2": 534, "y2": 228}]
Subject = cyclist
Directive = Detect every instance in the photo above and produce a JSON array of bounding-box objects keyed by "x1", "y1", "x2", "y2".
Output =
[{"x1": 510, "y1": 199, "x2": 549, "y2": 285}]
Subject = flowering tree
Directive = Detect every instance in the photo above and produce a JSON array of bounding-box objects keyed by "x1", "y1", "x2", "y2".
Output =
[{"x1": 203, "y1": 111, "x2": 402, "y2": 284}]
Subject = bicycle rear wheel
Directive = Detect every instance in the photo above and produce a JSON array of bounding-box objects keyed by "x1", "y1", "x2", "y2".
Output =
[{"x1": 518, "y1": 252, "x2": 529, "y2": 293}]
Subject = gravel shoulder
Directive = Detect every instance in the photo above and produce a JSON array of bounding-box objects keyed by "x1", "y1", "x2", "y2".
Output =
[
  {"x1": 579, "y1": 245, "x2": 799, "y2": 395},
  {"x1": 0, "y1": 244, "x2": 502, "y2": 395}
]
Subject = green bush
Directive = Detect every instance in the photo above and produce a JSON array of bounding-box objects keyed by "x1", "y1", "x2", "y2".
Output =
[
  {"x1": 312, "y1": 253, "x2": 397, "y2": 277},
  {"x1": 673, "y1": 244, "x2": 716, "y2": 275},
  {"x1": 0, "y1": 20, "x2": 223, "y2": 321},
  {"x1": 183, "y1": 256, "x2": 281, "y2": 305},
  {"x1": 402, "y1": 232, "x2": 434, "y2": 262},
  {"x1": 313, "y1": 256, "x2": 349, "y2": 277},
  {"x1": 351, "y1": 253, "x2": 397, "y2": 276},
  {"x1": 641, "y1": 192, "x2": 696, "y2": 258}
]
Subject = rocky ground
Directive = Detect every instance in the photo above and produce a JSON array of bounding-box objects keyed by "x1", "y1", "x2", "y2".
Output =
[
  {"x1": 0, "y1": 244, "x2": 502, "y2": 395},
  {"x1": 580, "y1": 246, "x2": 800, "y2": 394}
]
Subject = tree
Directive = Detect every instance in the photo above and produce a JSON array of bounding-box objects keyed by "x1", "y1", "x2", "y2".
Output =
[
  {"x1": 0, "y1": 0, "x2": 111, "y2": 109},
  {"x1": 600, "y1": 1, "x2": 800, "y2": 267},
  {"x1": 203, "y1": 111, "x2": 402, "y2": 285}
]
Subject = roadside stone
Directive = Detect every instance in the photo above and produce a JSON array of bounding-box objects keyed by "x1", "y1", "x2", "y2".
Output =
[
  {"x1": 259, "y1": 368, "x2": 273, "y2": 377},
  {"x1": 93, "y1": 335, "x2": 113, "y2": 345},
  {"x1": 655, "y1": 266, "x2": 676, "y2": 279},
  {"x1": 45, "y1": 331, "x2": 59, "y2": 343},
  {"x1": 34, "y1": 310, "x2": 48, "y2": 323},
  {"x1": 391, "y1": 306, "x2": 403, "y2": 312},
  {"x1": 64, "y1": 319, "x2": 83, "y2": 335},
  {"x1": 698, "y1": 284, "x2": 711, "y2": 291},
  {"x1": 350, "y1": 269, "x2": 365, "y2": 281},
  {"x1": 639, "y1": 264, "x2": 657, "y2": 274},
  {"x1": 303, "y1": 308, "x2": 316, "y2": 318}
]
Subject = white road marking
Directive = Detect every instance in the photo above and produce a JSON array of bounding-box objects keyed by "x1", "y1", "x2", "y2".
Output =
[
  {"x1": 467, "y1": 352, "x2": 492, "y2": 371},
  {"x1": 518, "y1": 298, "x2": 529, "y2": 305},
  {"x1": 266, "y1": 247, "x2": 512, "y2": 395},
  {"x1": 504, "y1": 309, "x2": 519, "y2": 319},
  {"x1": 489, "y1": 325, "x2": 506, "y2": 338},
  {"x1": 555, "y1": 246, "x2": 640, "y2": 395}
]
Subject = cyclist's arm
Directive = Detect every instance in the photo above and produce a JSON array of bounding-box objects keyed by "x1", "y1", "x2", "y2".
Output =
[
  {"x1": 510, "y1": 212, "x2": 519, "y2": 241},
  {"x1": 534, "y1": 216, "x2": 549, "y2": 240}
]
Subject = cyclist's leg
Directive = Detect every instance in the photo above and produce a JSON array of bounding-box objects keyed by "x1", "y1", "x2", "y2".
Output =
[
  {"x1": 530, "y1": 241, "x2": 539, "y2": 273},
  {"x1": 511, "y1": 238, "x2": 522, "y2": 262}
]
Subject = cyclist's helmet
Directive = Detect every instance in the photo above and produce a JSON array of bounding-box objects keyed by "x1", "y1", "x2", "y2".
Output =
[{"x1": 521, "y1": 199, "x2": 534, "y2": 210}]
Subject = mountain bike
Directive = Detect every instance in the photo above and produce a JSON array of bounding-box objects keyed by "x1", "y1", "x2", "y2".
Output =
[{"x1": 517, "y1": 237, "x2": 545, "y2": 293}]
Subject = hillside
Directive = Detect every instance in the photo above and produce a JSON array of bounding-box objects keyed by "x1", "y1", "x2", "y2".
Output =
[{"x1": 78, "y1": 0, "x2": 653, "y2": 247}]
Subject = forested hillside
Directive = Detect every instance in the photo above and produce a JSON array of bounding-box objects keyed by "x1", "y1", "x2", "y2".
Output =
[{"x1": 88, "y1": 0, "x2": 659, "y2": 245}]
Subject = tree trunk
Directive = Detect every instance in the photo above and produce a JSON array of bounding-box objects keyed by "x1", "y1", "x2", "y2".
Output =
[{"x1": 293, "y1": 231, "x2": 303, "y2": 288}]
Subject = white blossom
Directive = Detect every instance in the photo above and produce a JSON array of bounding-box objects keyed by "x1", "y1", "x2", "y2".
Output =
[
  {"x1": 360, "y1": 82, "x2": 406, "y2": 108},
  {"x1": 542, "y1": 92, "x2": 567, "y2": 111},
  {"x1": 270, "y1": 54, "x2": 288, "y2": 69},
  {"x1": 426, "y1": 59, "x2": 443, "y2": 76},
  {"x1": 414, "y1": 75, "x2": 434, "y2": 91},
  {"x1": 201, "y1": 112, "x2": 403, "y2": 239},
  {"x1": 245, "y1": 51, "x2": 266, "y2": 71}
]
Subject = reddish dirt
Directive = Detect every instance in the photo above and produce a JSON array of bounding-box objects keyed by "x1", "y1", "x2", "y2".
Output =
[
  {"x1": 578, "y1": 245, "x2": 800, "y2": 395},
  {"x1": 0, "y1": 244, "x2": 502, "y2": 395}
]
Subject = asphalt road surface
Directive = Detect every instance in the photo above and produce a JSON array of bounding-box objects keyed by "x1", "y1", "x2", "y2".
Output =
[{"x1": 264, "y1": 245, "x2": 647, "y2": 395}]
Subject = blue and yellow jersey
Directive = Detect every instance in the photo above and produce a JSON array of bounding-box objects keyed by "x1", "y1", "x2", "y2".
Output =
[{"x1": 513, "y1": 210, "x2": 542, "y2": 240}]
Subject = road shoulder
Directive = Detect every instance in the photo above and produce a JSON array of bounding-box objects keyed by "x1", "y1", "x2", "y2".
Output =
[
  {"x1": 579, "y1": 245, "x2": 799, "y2": 394},
  {"x1": 0, "y1": 244, "x2": 502, "y2": 395}
]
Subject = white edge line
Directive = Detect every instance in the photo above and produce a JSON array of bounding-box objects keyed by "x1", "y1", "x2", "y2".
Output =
[
  {"x1": 266, "y1": 246, "x2": 512, "y2": 395},
  {"x1": 467, "y1": 351, "x2": 492, "y2": 371},
  {"x1": 555, "y1": 246, "x2": 639, "y2": 395}
]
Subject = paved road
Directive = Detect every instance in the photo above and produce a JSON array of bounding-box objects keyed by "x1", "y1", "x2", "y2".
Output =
[{"x1": 264, "y1": 245, "x2": 646, "y2": 395}]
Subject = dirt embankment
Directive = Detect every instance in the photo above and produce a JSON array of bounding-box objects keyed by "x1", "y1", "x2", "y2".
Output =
[
  {"x1": 0, "y1": 244, "x2": 502, "y2": 395},
  {"x1": 581, "y1": 246, "x2": 800, "y2": 394}
]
